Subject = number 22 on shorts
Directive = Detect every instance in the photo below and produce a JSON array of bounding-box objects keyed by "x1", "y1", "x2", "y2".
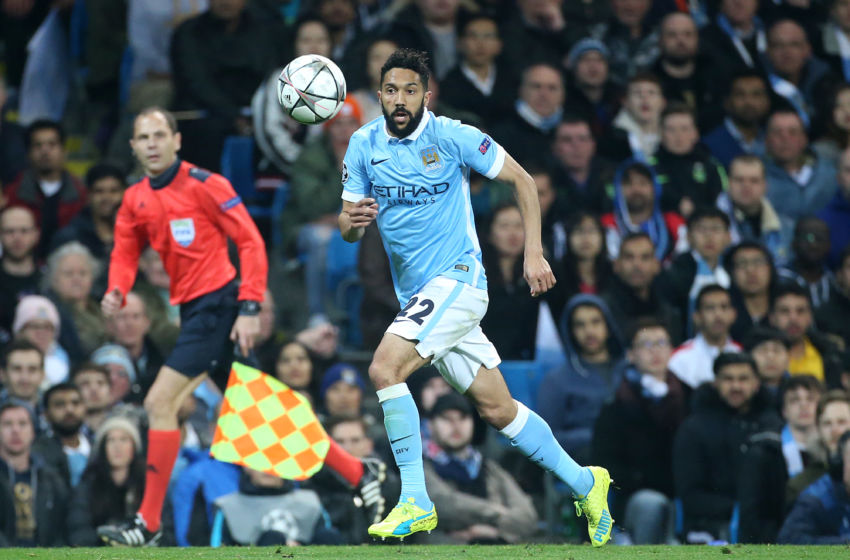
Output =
[{"x1": 393, "y1": 296, "x2": 435, "y2": 325}]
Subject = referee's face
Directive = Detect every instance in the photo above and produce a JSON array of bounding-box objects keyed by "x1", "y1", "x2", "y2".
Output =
[
  {"x1": 131, "y1": 111, "x2": 182, "y2": 176},
  {"x1": 379, "y1": 68, "x2": 431, "y2": 138}
]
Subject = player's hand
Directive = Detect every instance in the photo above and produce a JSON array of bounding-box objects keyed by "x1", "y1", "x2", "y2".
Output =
[
  {"x1": 524, "y1": 252, "x2": 556, "y2": 297},
  {"x1": 347, "y1": 198, "x2": 378, "y2": 228},
  {"x1": 101, "y1": 288, "x2": 123, "y2": 318},
  {"x1": 231, "y1": 314, "x2": 260, "y2": 357}
]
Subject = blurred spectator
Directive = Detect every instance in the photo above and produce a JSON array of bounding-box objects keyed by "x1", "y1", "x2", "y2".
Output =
[
  {"x1": 213, "y1": 467, "x2": 326, "y2": 546},
  {"x1": 819, "y1": 0, "x2": 850, "y2": 81},
  {"x1": 673, "y1": 352, "x2": 782, "y2": 543},
  {"x1": 550, "y1": 117, "x2": 615, "y2": 216},
  {"x1": 50, "y1": 163, "x2": 126, "y2": 282},
  {"x1": 603, "y1": 74, "x2": 666, "y2": 163},
  {"x1": 134, "y1": 247, "x2": 181, "y2": 331},
  {"x1": 662, "y1": 209, "x2": 732, "y2": 335},
  {"x1": 778, "y1": 429, "x2": 850, "y2": 543},
  {"x1": 358, "y1": 222, "x2": 399, "y2": 352},
  {"x1": 11, "y1": 296, "x2": 69, "y2": 388},
  {"x1": 763, "y1": 20, "x2": 833, "y2": 131},
  {"x1": 251, "y1": 16, "x2": 330, "y2": 177},
  {"x1": 251, "y1": 290, "x2": 285, "y2": 373},
  {"x1": 590, "y1": 0, "x2": 659, "y2": 84},
  {"x1": 557, "y1": 213, "x2": 613, "y2": 300},
  {"x1": 423, "y1": 393, "x2": 538, "y2": 544},
  {"x1": 499, "y1": 0, "x2": 584, "y2": 78},
  {"x1": 480, "y1": 203, "x2": 555, "y2": 360},
  {"x1": 108, "y1": 292, "x2": 166, "y2": 397},
  {"x1": 532, "y1": 166, "x2": 568, "y2": 262},
  {"x1": 652, "y1": 13, "x2": 716, "y2": 126},
  {"x1": 0, "y1": 206, "x2": 41, "y2": 343},
  {"x1": 817, "y1": 246, "x2": 850, "y2": 347},
  {"x1": 537, "y1": 294, "x2": 627, "y2": 464},
  {"x1": 602, "y1": 232, "x2": 683, "y2": 344},
  {"x1": 783, "y1": 216, "x2": 835, "y2": 308},
  {"x1": 491, "y1": 63, "x2": 564, "y2": 168},
  {"x1": 724, "y1": 241, "x2": 778, "y2": 341},
  {"x1": 45, "y1": 242, "x2": 109, "y2": 356},
  {"x1": 651, "y1": 104, "x2": 726, "y2": 217},
  {"x1": 0, "y1": 76, "x2": 26, "y2": 184},
  {"x1": 701, "y1": 71, "x2": 770, "y2": 168},
  {"x1": 35, "y1": 383, "x2": 90, "y2": 488},
  {"x1": 743, "y1": 326, "x2": 792, "y2": 392},
  {"x1": 787, "y1": 390, "x2": 850, "y2": 505},
  {"x1": 601, "y1": 161, "x2": 688, "y2": 261},
  {"x1": 319, "y1": 363, "x2": 366, "y2": 417},
  {"x1": 69, "y1": 364, "x2": 114, "y2": 434},
  {"x1": 764, "y1": 110, "x2": 838, "y2": 220},
  {"x1": 317, "y1": 0, "x2": 358, "y2": 61},
  {"x1": 0, "y1": 340, "x2": 45, "y2": 415},
  {"x1": 812, "y1": 84, "x2": 850, "y2": 168},
  {"x1": 716, "y1": 155, "x2": 793, "y2": 265},
  {"x1": 67, "y1": 415, "x2": 149, "y2": 547},
  {"x1": 700, "y1": 0, "x2": 766, "y2": 75},
  {"x1": 769, "y1": 282, "x2": 843, "y2": 388},
  {"x1": 385, "y1": 0, "x2": 461, "y2": 80},
  {"x1": 738, "y1": 375, "x2": 824, "y2": 543},
  {"x1": 563, "y1": 39, "x2": 622, "y2": 139},
  {"x1": 91, "y1": 344, "x2": 141, "y2": 406},
  {"x1": 351, "y1": 38, "x2": 398, "y2": 122},
  {"x1": 0, "y1": 400, "x2": 69, "y2": 547},
  {"x1": 440, "y1": 14, "x2": 515, "y2": 126},
  {"x1": 284, "y1": 97, "x2": 362, "y2": 323},
  {"x1": 3, "y1": 120, "x2": 87, "y2": 257},
  {"x1": 170, "y1": 0, "x2": 284, "y2": 171},
  {"x1": 668, "y1": 285, "x2": 740, "y2": 390},
  {"x1": 275, "y1": 341, "x2": 317, "y2": 397},
  {"x1": 818, "y1": 147, "x2": 850, "y2": 268},
  {"x1": 592, "y1": 318, "x2": 687, "y2": 544}
]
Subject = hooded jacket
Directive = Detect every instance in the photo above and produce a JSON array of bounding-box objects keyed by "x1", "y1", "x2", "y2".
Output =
[
  {"x1": 0, "y1": 455, "x2": 69, "y2": 547},
  {"x1": 600, "y1": 160, "x2": 688, "y2": 262},
  {"x1": 536, "y1": 295, "x2": 628, "y2": 464},
  {"x1": 673, "y1": 384, "x2": 783, "y2": 539}
]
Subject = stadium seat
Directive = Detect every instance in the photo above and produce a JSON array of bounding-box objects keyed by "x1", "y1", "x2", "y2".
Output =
[
  {"x1": 220, "y1": 135, "x2": 288, "y2": 248},
  {"x1": 499, "y1": 361, "x2": 546, "y2": 410}
]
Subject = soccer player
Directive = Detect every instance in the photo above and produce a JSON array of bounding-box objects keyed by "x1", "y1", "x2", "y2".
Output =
[
  {"x1": 94, "y1": 106, "x2": 269, "y2": 546},
  {"x1": 339, "y1": 49, "x2": 613, "y2": 545}
]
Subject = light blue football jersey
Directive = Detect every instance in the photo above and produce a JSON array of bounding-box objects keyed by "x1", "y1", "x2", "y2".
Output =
[{"x1": 341, "y1": 110, "x2": 506, "y2": 306}]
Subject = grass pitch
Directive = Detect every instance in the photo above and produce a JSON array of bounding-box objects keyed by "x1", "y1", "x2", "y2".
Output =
[{"x1": 0, "y1": 545, "x2": 847, "y2": 560}]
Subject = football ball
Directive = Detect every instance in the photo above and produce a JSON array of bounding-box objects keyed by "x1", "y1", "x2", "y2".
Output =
[{"x1": 277, "y1": 54, "x2": 347, "y2": 125}]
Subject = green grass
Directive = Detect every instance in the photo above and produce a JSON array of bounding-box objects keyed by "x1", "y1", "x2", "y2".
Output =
[{"x1": 0, "y1": 545, "x2": 848, "y2": 560}]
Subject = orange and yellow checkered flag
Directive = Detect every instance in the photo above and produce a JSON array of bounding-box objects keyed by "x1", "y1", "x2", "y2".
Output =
[{"x1": 211, "y1": 362, "x2": 330, "y2": 480}]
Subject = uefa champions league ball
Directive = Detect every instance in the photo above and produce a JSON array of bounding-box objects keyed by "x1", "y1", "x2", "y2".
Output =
[{"x1": 277, "y1": 54, "x2": 347, "y2": 125}]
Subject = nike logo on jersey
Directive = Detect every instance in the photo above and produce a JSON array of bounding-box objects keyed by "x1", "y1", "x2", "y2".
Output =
[{"x1": 371, "y1": 158, "x2": 389, "y2": 165}]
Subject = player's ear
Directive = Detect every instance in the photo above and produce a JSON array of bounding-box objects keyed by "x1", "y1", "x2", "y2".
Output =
[{"x1": 424, "y1": 90, "x2": 432, "y2": 108}]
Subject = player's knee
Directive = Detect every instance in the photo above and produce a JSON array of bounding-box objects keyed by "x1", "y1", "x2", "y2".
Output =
[
  {"x1": 143, "y1": 391, "x2": 176, "y2": 419},
  {"x1": 368, "y1": 361, "x2": 401, "y2": 390}
]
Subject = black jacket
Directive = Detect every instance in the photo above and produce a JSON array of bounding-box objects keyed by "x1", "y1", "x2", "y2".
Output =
[
  {"x1": 490, "y1": 111, "x2": 557, "y2": 169},
  {"x1": 737, "y1": 431, "x2": 790, "y2": 543},
  {"x1": 650, "y1": 145, "x2": 726, "y2": 214},
  {"x1": 551, "y1": 156, "x2": 615, "y2": 217},
  {"x1": 815, "y1": 286, "x2": 850, "y2": 352},
  {"x1": 592, "y1": 370, "x2": 689, "y2": 520},
  {"x1": 563, "y1": 81, "x2": 623, "y2": 139},
  {"x1": 601, "y1": 276, "x2": 684, "y2": 345},
  {"x1": 0, "y1": 457, "x2": 69, "y2": 547},
  {"x1": 440, "y1": 63, "x2": 518, "y2": 128},
  {"x1": 673, "y1": 384, "x2": 783, "y2": 539}
]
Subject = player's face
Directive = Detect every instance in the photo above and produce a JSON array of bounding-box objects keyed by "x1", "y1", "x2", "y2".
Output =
[
  {"x1": 130, "y1": 112, "x2": 182, "y2": 176},
  {"x1": 694, "y1": 291, "x2": 736, "y2": 340},
  {"x1": 0, "y1": 408, "x2": 34, "y2": 457},
  {"x1": 661, "y1": 113, "x2": 699, "y2": 155},
  {"x1": 818, "y1": 402, "x2": 850, "y2": 454},
  {"x1": 0, "y1": 207, "x2": 39, "y2": 261},
  {"x1": 0, "y1": 350, "x2": 44, "y2": 402},
  {"x1": 379, "y1": 68, "x2": 431, "y2": 138},
  {"x1": 74, "y1": 370, "x2": 113, "y2": 413},
  {"x1": 715, "y1": 364, "x2": 760, "y2": 411},
  {"x1": 52, "y1": 253, "x2": 94, "y2": 304},
  {"x1": 571, "y1": 305, "x2": 609, "y2": 357},
  {"x1": 728, "y1": 160, "x2": 766, "y2": 211},
  {"x1": 783, "y1": 387, "x2": 819, "y2": 430},
  {"x1": 751, "y1": 341, "x2": 789, "y2": 383},
  {"x1": 105, "y1": 428, "x2": 136, "y2": 469},
  {"x1": 330, "y1": 421, "x2": 373, "y2": 458},
  {"x1": 430, "y1": 410, "x2": 474, "y2": 452},
  {"x1": 276, "y1": 343, "x2": 313, "y2": 389}
]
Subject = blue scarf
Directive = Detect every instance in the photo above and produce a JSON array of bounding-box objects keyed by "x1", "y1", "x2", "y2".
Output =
[{"x1": 426, "y1": 444, "x2": 483, "y2": 486}]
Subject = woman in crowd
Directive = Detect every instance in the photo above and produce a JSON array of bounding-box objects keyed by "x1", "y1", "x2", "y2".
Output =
[
  {"x1": 558, "y1": 212, "x2": 613, "y2": 299},
  {"x1": 275, "y1": 341, "x2": 319, "y2": 402},
  {"x1": 813, "y1": 83, "x2": 850, "y2": 167}
]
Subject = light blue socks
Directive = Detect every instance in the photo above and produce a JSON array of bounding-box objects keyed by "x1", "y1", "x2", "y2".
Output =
[
  {"x1": 501, "y1": 401, "x2": 594, "y2": 497},
  {"x1": 377, "y1": 383, "x2": 433, "y2": 510}
]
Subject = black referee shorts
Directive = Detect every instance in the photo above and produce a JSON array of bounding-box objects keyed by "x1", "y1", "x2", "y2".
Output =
[{"x1": 165, "y1": 280, "x2": 239, "y2": 379}]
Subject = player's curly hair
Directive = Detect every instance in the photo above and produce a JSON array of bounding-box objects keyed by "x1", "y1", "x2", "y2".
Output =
[{"x1": 380, "y1": 48, "x2": 430, "y2": 89}]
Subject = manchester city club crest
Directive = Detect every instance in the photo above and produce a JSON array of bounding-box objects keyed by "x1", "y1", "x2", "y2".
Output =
[
  {"x1": 169, "y1": 218, "x2": 195, "y2": 247},
  {"x1": 419, "y1": 145, "x2": 442, "y2": 173}
]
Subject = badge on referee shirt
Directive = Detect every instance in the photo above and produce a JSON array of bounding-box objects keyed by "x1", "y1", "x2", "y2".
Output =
[{"x1": 170, "y1": 218, "x2": 196, "y2": 247}]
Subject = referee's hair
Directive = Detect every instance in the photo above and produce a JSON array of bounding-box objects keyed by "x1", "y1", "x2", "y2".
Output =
[
  {"x1": 136, "y1": 106, "x2": 179, "y2": 133},
  {"x1": 381, "y1": 48, "x2": 430, "y2": 89}
]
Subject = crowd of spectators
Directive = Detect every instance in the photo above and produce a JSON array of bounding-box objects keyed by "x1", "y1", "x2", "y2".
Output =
[{"x1": 3, "y1": 0, "x2": 850, "y2": 548}]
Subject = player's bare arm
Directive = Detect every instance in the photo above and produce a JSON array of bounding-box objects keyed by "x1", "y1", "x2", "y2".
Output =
[
  {"x1": 494, "y1": 152, "x2": 556, "y2": 297},
  {"x1": 339, "y1": 198, "x2": 378, "y2": 243}
]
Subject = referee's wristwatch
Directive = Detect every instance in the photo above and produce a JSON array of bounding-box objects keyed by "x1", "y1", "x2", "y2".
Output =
[{"x1": 238, "y1": 300, "x2": 261, "y2": 316}]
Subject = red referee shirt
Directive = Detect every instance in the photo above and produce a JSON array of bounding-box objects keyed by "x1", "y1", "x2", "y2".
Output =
[{"x1": 107, "y1": 160, "x2": 267, "y2": 305}]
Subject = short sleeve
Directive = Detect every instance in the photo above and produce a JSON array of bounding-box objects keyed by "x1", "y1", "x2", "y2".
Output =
[
  {"x1": 341, "y1": 133, "x2": 371, "y2": 202},
  {"x1": 447, "y1": 120, "x2": 506, "y2": 179}
]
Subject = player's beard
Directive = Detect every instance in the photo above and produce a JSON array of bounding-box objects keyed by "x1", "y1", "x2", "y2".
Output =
[{"x1": 383, "y1": 103, "x2": 426, "y2": 138}]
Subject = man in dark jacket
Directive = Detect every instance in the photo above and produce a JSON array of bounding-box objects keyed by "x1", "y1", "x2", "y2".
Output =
[
  {"x1": 778, "y1": 430, "x2": 850, "y2": 544},
  {"x1": 673, "y1": 352, "x2": 783, "y2": 543},
  {"x1": 593, "y1": 317, "x2": 687, "y2": 543},
  {"x1": 816, "y1": 245, "x2": 850, "y2": 349},
  {"x1": 537, "y1": 294, "x2": 628, "y2": 465},
  {"x1": 550, "y1": 117, "x2": 615, "y2": 216},
  {"x1": 0, "y1": 400, "x2": 69, "y2": 547}
]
